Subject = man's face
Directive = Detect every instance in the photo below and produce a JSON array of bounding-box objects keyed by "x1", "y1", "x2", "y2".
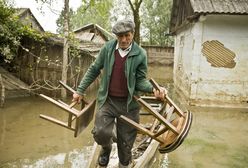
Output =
[{"x1": 116, "y1": 31, "x2": 134, "y2": 50}]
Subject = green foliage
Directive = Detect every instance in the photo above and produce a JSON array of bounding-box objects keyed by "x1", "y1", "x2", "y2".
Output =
[
  {"x1": 0, "y1": 0, "x2": 45, "y2": 63},
  {"x1": 73, "y1": 0, "x2": 112, "y2": 31},
  {"x1": 110, "y1": 0, "x2": 173, "y2": 46},
  {"x1": 0, "y1": 0, "x2": 21, "y2": 62},
  {"x1": 110, "y1": 0, "x2": 132, "y2": 23},
  {"x1": 44, "y1": 0, "x2": 173, "y2": 47},
  {"x1": 56, "y1": 8, "x2": 74, "y2": 34},
  {"x1": 56, "y1": 0, "x2": 113, "y2": 33},
  {"x1": 142, "y1": 0, "x2": 174, "y2": 46}
]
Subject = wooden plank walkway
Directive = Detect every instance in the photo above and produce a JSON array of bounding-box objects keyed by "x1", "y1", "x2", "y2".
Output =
[{"x1": 0, "y1": 66, "x2": 30, "y2": 99}]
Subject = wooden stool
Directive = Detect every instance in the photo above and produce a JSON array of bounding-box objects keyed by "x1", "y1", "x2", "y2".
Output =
[{"x1": 120, "y1": 79, "x2": 193, "y2": 153}]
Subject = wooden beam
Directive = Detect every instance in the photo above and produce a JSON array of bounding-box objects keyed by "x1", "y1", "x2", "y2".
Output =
[
  {"x1": 120, "y1": 115, "x2": 164, "y2": 144},
  {"x1": 86, "y1": 142, "x2": 101, "y2": 168},
  {"x1": 39, "y1": 114, "x2": 75, "y2": 131},
  {"x1": 136, "y1": 97, "x2": 179, "y2": 135},
  {"x1": 40, "y1": 94, "x2": 79, "y2": 116}
]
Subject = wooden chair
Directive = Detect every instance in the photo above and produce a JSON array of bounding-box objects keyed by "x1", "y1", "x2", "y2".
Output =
[
  {"x1": 119, "y1": 79, "x2": 193, "y2": 153},
  {"x1": 39, "y1": 81, "x2": 96, "y2": 137}
]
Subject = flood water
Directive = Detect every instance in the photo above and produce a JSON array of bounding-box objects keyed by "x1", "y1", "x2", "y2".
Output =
[
  {"x1": 0, "y1": 65, "x2": 248, "y2": 168},
  {"x1": 168, "y1": 107, "x2": 248, "y2": 168},
  {"x1": 0, "y1": 96, "x2": 95, "y2": 167}
]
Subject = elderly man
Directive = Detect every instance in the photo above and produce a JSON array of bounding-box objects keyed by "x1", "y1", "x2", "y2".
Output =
[{"x1": 73, "y1": 19, "x2": 165, "y2": 168}]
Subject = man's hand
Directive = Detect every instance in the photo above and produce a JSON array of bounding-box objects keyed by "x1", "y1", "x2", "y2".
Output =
[
  {"x1": 72, "y1": 93, "x2": 84, "y2": 104},
  {"x1": 153, "y1": 87, "x2": 167, "y2": 101}
]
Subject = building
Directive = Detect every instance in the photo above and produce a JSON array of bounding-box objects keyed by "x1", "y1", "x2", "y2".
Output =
[
  {"x1": 3, "y1": 9, "x2": 103, "y2": 97},
  {"x1": 16, "y1": 8, "x2": 44, "y2": 32},
  {"x1": 74, "y1": 23, "x2": 114, "y2": 44},
  {"x1": 170, "y1": 0, "x2": 248, "y2": 108}
]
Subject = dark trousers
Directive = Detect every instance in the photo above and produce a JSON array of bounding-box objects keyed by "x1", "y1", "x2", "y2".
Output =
[{"x1": 92, "y1": 96, "x2": 139, "y2": 165}]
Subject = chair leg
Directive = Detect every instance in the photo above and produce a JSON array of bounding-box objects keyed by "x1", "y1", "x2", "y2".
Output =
[{"x1": 119, "y1": 115, "x2": 164, "y2": 144}]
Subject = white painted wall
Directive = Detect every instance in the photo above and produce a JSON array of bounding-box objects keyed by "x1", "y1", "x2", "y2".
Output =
[{"x1": 174, "y1": 15, "x2": 248, "y2": 107}]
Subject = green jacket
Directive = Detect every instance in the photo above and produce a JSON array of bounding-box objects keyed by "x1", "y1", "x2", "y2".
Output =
[{"x1": 77, "y1": 39, "x2": 153, "y2": 111}]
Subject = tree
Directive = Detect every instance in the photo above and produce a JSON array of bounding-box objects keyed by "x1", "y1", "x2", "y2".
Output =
[
  {"x1": 0, "y1": 0, "x2": 43, "y2": 65},
  {"x1": 58, "y1": 0, "x2": 110, "y2": 97},
  {"x1": 142, "y1": 0, "x2": 173, "y2": 46},
  {"x1": 0, "y1": 0, "x2": 20, "y2": 63},
  {"x1": 71, "y1": 0, "x2": 113, "y2": 31},
  {"x1": 110, "y1": 0, "x2": 173, "y2": 46},
  {"x1": 110, "y1": 0, "x2": 132, "y2": 23},
  {"x1": 61, "y1": 0, "x2": 70, "y2": 98},
  {"x1": 37, "y1": 0, "x2": 99, "y2": 98},
  {"x1": 34, "y1": 0, "x2": 71, "y2": 98},
  {"x1": 56, "y1": 8, "x2": 74, "y2": 34},
  {"x1": 127, "y1": 0, "x2": 143, "y2": 45},
  {"x1": 37, "y1": 0, "x2": 71, "y2": 98},
  {"x1": 56, "y1": 0, "x2": 113, "y2": 33}
]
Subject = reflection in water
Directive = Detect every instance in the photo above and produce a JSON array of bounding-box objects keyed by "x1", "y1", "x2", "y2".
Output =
[
  {"x1": 0, "y1": 96, "x2": 95, "y2": 167},
  {"x1": 2, "y1": 147, "x2": 93, "y2": 168},
  {"x1": 0, "y1": 112, "x2": 6, "y2": 146}
]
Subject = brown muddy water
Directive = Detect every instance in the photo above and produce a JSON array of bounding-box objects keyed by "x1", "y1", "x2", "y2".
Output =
[
  {"x1": 0, "y1": 65, "x2": 248, "y2": 168},
  {"x1": 0, "y1": 97, "x2": 95, "y2": 167}
]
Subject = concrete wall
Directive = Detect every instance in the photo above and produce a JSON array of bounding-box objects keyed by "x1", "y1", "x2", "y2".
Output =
[
  {"x1": 142, "y1": 45, "x2": 174, "y2": 65},
  {"x1": 174, "y1": 15, "x2": 248, "y2": 108}
]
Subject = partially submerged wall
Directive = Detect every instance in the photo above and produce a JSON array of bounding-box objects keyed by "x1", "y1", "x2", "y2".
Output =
[
  {"x1": 142, "y1": 45, "x2": 174, "y2": 65},
  {"x1": 174, "y1": 15, "x2": 248, "y2": 108},
  {"x1": 14, "y1": 37, "x2": 98, "y2": 96}
]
